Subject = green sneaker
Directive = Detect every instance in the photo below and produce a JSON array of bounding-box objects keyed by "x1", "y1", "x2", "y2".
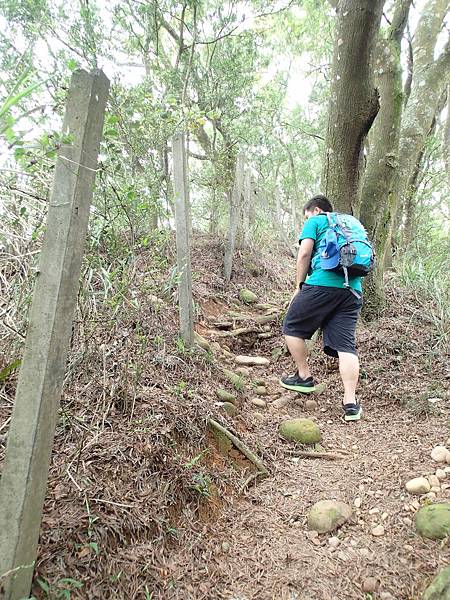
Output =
[
  {"x1": 343, "y1": 402, "x2": 362, "y2": 422},
  {"x1": 280, "y1": 372, "x2": 316, "y2": 394}
]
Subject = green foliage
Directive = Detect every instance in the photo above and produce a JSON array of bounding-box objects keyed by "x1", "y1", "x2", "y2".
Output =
[
  {"x1": 0, "y1": 66, "x2": 45, "y2": 150},
  {"x1": 190, "y1": 472, "x2": 212, "y2": 497},
  {"x1": 0, "y1": 358, "x2": 21, "y2": 382},
  {"x1": 36, "y1": 576, "x2": 84, "y2": 599},
  {"x1": 184, "y1": 449, "x2": 209, "y2": 468},
  {"x1": 395, "y1": 227, "x2": 449, "y2": 345}
]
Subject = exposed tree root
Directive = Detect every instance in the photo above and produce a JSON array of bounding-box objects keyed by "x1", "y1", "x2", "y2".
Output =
[
  {"x1": 208, "y1": 418, "x2": 268, "y2": 476},
  {"x1": 286, "y1": 449, "x2": 348, "y2": 460}
]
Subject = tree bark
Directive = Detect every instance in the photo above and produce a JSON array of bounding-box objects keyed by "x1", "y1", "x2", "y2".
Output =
[
  {"x1": 360, "y1": 0, "x2": 412, "y2": 241},
  {"x1": 235, "y1": 156, "x2": 246, "y2": 248},
  {"x1": 358, "y1": 0, "x2": 412, "y2": 317},
  {"x1": 444, "y1": 84, "x2": 450, "y2": 188},
  {"x1": 224, "y1": 153, "x2": 244, "y2": 281},
  {"x1": 275, "y1": 186, "x2": 297, "y2": 258},
  {"x1": 390, "y1": 0, "x2": 449, "y2": 254},
  {"x1": 322, "y1": 0, "x2": 385, "y2": 214},
  {"x1": 402, "y1": 88, "x2": 447, "y2": 247}
]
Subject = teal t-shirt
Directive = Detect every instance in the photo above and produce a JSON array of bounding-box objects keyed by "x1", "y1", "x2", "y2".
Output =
[{"x1": 299, "y1": 214, "x2": 363, "y2": 293}]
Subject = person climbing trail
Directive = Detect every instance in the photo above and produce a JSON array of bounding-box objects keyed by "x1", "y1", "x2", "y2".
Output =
[{"x1": 280, "y1": 194, "x2": 374, "y2": 422}]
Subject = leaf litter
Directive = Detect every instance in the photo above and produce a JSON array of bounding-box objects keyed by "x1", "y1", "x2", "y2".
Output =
[{"x1": 0, "y1": 236, "x2": 449, "y2": 599}]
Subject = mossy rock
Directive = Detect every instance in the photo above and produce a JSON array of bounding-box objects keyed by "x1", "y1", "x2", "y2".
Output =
[
  {"x1": 255, "y1": 386, "x2": 268, "y2": 396},
  {"x1": 307, "y1": 500, "x2": 352, "y2": 533},
  {"x1": 239, "y1": 288, "x2": 258, "y2": 304},
  {"x1": 423, "y1": 565, "x2": 450, "y2": 600},
  {"x1": 254, "y1": 314, "x2": 276, "y2": 325},
  {"x1": 415, "y1": 503, "x2": 450, "y2": 540},
  {"x1": 215, "y1": 389, "x2": 236, "y2": 403},
  {"x1": 254, "y1": 303, "x2": 275, "y2": 310},
  {"x1": 223, "y1": 368, "x2": 244, "y2": 391},
  {"x1": 244, "y1": 262, "x2": 261, "y2": 277},
  {"x1": 221, "y1": 402, "x2": 237, "y2": 417},
  {"x1": 194, "y1": 332, "x2": 211, "y2": 351},
  {"x1": 279, "y1": 418, "x2": 321, "y2": 444}
]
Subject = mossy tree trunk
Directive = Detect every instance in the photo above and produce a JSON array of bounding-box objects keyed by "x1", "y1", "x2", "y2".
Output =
[
  {"x1": 401, "y1": 88, "x2": 447, "y2": 247},
  {"x1": 444, "y1": 85, "x2": 450, "y2": 188},
  {"x1": 322, "y1": 0, "x2": 385, "y2": 214},
  {"x1": 359, "y1": 0, "x2": 413, "y2": 317},
  {"x1": 390, "y1": 0, "x2": 450, "y2": 252}
]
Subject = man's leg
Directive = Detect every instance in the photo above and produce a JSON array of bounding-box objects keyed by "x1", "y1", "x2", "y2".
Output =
[
  {"x1": 285, "y1": 335, "x2": 311, "y2": 379},
  {"x1": 337, "y1": 351, "x2": 359, "y2": 405}
]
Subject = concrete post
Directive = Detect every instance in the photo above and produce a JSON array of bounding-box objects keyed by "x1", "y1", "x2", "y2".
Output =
[
  {"x1": 172, "y1": 132, "x2": 194, "y2": 347},
  {"x1": 0, "y1": 69, "x2": 109, "y2": 600}
]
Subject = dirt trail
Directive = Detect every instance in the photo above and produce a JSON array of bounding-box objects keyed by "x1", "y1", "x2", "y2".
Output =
[
  {"x1": 172, "y1": 294, "x2": 450, "y2": 600},
  {"x1": 2, "y1": 239, "x2": 448, "y2": 600}
]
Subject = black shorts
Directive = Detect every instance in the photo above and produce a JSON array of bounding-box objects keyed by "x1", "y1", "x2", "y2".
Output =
[{"x1": 282, "y1": 284, "x2": 362, "y2": 357}]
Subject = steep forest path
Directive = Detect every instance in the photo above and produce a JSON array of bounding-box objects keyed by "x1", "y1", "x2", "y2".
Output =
[
  {"x1": 172, "y1": 286, "x2": 450, "y2": 600},
  {"x1": 2, "y1": 239, "x2": 448, "y2": 600}
]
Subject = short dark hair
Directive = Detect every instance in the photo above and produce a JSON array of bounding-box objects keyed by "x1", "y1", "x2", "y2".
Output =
[{"x1": 303, "y1": 195, "x2": 333, "y2": 213}]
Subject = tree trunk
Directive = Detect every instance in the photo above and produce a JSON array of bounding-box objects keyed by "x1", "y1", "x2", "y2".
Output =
[
  {"x1": 248, "y1": 173, "x2": 256, "y2": 233},
  {"x1": 209, "y1": 187, "x2": 219, "y2": 236},
  {"x1": 322, "y1": 0, "x2": 385, "y2": 214},
  {"x1": 359, "y1": 0, "x2": 412, "y2": 318},
  {"x1": 235, "y1": 156, "x2": 246, "y2": 248},
  {"x1": 275, "y1": 186, "x2": 297, "y2": 258},
  {"x1": 242, "y1": 168, "x2": 251, "y2": 245},
  {"x1": 390, "y1": 0, "x2": 449, "y2": 253},
  {"x1": 360, "y1": 0, "x2": 412, "y2": 241},
  {"x1": 402, "y1": 88, "x2": 447, "y2": 247},
  {"x1": 224, "y1": 154, "x2": 244, "y2": 281},
  {"x1": 444, "y1": 85, "x2": 450, "y2": 188}
]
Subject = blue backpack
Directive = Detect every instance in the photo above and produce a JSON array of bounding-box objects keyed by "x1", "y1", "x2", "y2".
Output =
[{"x1": 316, "y1": 212, "x2": 374, "y2": 287}]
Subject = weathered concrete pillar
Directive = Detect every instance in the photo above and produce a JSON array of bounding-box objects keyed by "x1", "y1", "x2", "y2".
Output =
[
  {"x1": 224, "y1": 153, "x2": 244, "y2": 281},
  {"x1": 172, "y1": 132, "x2": 194, "y2": 347},
  {"x1": 0, "y1": 69, "x2": 109, "y2": 600}
]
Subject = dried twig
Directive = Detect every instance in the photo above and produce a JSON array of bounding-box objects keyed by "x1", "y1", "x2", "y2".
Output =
[{"x1": 288, "y1": 450, "x2": 348, "y2": 460}]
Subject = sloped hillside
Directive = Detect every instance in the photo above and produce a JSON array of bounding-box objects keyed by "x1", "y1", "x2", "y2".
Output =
[{"x1": 0, "y1": 235, "x2": 448, "y2": 600}]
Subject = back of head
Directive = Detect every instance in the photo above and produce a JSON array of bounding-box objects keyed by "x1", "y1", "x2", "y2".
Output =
[{"x1": 303, "y1": 195, "x2": 333, "y2": 213}]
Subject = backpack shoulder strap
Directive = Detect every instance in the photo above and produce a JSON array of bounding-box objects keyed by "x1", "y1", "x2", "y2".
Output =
[{"x1": 334, "y1": 213, "x2": 352, "y2": 242}]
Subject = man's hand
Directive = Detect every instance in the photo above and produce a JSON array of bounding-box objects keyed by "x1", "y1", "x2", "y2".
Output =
[
  {"x1": 295, "y1": 238, "x2": 314, "y2": 287},
  {"x1": 287, "y1": 286, "x2": 299, "y2": 309}
]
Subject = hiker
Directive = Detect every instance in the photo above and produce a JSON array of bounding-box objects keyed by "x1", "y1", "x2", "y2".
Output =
[{"x1": 280, "y1": 194, "x2": 373, "y2": 421}]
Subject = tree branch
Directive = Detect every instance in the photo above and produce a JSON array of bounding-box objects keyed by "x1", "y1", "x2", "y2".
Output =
[{"x1": 389, "y1": 0, "x2": 413, "y2": 43}]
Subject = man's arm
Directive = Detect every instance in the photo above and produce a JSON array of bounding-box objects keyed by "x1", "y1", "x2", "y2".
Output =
[{"x1": 296, "y1": 238, "x2": 314, "y2": 287}]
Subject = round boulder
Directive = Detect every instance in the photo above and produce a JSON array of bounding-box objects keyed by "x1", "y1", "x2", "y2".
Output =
[
  {"x1": 221, "y1": 402, "x2": 237, "y2": 417},
  {"x1": 250, "y1": 398, "x2": 267, "y2": 408},
  {"x1": 307, "y1": 500, "x2": 352, "y2": 533},
  {"x1": 305, "y1": 399, "x2": 318, "y2": 412},
  {"x1": 279, "y1": 418, "x2": 321, "y2": 444},
  {"x1": 405, "y1": 476, "x2": 431, "y2": 495},
  {"x1": 215, "y1": 389, "x2": 236, "y2": 403},
  {"x1": 239, "y1": 288, "x2": 258, "y2": 304},
  {"x1": 415, "y1": 502, "x2": 450, "y2": 540},
  {"x1": 431, "y1": 446, "x2": 450, "y2": 463}
]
